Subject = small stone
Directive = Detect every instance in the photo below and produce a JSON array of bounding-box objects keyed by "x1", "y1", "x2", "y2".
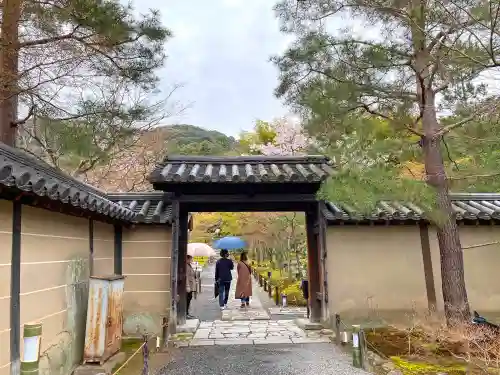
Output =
[
  {"x1": 248, "y1": 333, "x2": 266, "y2": 338},
  {"x1": 254, "y1": 337, "x2": 292, "y2": 344},
  {"x1": 193, "y1": 329, "x2": 211, "y2": 339},
  {"x1": 382, "y1": 362, "x2": 396, "y2": 371},
  {"x1": 215, "y1": 339, "x2": 253, "y2": 345},
  {"x1": 320, "y1": 329, "x2": 334, "y2": 335},
  {"x1": 291, "y1": 337, "x2": 331, "y2": 344},
  {"x1": 387, "y1": 370, "x2": 403, "y2": 375},
  {"x1": 374, "y1": 356, "x2": 386, "y2": 366},
  {"x1": 190, "y1": 339, "x2": 215, "y2": 346}
]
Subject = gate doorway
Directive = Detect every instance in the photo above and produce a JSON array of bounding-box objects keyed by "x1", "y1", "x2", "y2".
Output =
[{"x1": 147, "y1": 155, "x2": 335, "y2": 330}]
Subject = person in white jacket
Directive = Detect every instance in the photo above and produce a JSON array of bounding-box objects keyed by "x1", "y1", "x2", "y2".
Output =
[{"x1": 186, "y1": 255, "x2": 197, "y2": 319}]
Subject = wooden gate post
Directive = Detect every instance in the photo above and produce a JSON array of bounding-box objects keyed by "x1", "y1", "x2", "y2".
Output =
[
  {"x1": 176, "y1": 206, "x2": 189, "y2": 326},
  {"x1": 169, "y1": 200, "x2": 180, "y2": 333},
  {"x1": 306, "y1": 203, "x2": 322, "y2": 323}
]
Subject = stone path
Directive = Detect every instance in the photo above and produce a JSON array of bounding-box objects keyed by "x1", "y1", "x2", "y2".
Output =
[
  {"x1": 161, "y1": 264, "x2": 369, "y2": 375},
  {"x1": 172, "y1": 319, "x2": 332, "y2": 347},
  {"x1": 268, "y1": 306, "x2": 308, "y2": 317},
  {"x1": 171, "y1": 263, "x2": 332, "y2": 347},
  {"x1": 221, "y1": 273, "x2": 270, "y2": 321}
]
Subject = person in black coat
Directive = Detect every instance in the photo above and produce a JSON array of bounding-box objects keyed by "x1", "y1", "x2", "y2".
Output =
[{"x1": 215, "y1": 249, "x2": 234, "y2": 310}]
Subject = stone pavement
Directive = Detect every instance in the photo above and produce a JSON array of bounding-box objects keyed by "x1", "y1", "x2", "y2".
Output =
[
  {"x1": 171, "y1": 263, "x2": 331, "y2": 347},
  {"x1": 221, "y1": 272, "x2": 270, "y2": 321},
  {"x1": 268, "y1": 306, "x2": 308, "y2": 318},
  {"x1": 172, "y1": 319, "x2": 332, "y2": 347}
]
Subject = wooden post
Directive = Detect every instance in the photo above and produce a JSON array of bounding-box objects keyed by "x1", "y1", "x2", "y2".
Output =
[
  {"x1": 360, "y1": 328, "x2": 368, "y2": 370},
  {"x1": 274, "y1": 286, "x2": 279, "y2": 305},
  {"x1": 89, "y1": 219, "x2": 94, "y2": 276},
  {"x1": 419, "y1": 223, "x2": 437, "y2": 311},
  {"x1": 169, "y1": 200, "x2": 180, "y2": 332},
  {"x1": 335, "y1": 314, "x2": 341, "y2": 345},
  {"x1": 11, "y1": 201, "x2": 21, "y2": 375},
  {"x1": 176, "y1": 207, "x2": 189, "y2": 326},
  {"x1": 114, "y1": 225, "x2": 123, "y2": 275},
  {"x1": 268, "y1": 280, "x2": 272, "y2": 298},
  {"x1": 319, "y1": 202, "x2": 329, "y2": 321},
  {"x1": 306, "y1": 205, "x2": 321, "y2": 323},
  {"x1": 161, "y1": 317, "x2": 168, "y2": 349},
  {"x1": 142, "y1": 334, "x2": 149, "y2": 375},
  {"x1": 20, "y1": 323, "x2": 42, "y2": 375},
  {"x1": 352, "y1": 325, "x2": 362, "y2": 368}
]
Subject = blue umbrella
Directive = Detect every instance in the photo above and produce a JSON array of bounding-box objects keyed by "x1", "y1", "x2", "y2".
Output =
[{"x1": 213, "y1": 236, "x2": 246, "y2": 250}]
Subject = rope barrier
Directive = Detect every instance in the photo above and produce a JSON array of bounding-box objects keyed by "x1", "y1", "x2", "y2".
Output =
[
  {"x1": 334, "y1": 314, "x2": 392, "y2": 370},
  {"x1": 112, "y1": 342, "x2": 146, "y2": 375}
]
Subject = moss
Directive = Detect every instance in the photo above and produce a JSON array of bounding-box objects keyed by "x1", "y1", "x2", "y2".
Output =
[
  {"x1": 391, "y1": 356, "x2": 466, "y2": 375},
  {"x1": 111, "y1": 338, "x2": 147, "y2": 374},
  {"x1": 121, "y1": 338, "x2": 144, "y2": 353},
  {"x1": 170, "y1": 332, "x2": 193, "y2": 341}
]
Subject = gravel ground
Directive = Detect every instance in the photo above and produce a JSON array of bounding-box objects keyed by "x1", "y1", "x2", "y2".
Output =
[
  {"x1": 156, "y1": 343, "x2": 370, "y2": 375},
  {"x1": 190, "y1": 264, "x2": 222, "y2": 321}
]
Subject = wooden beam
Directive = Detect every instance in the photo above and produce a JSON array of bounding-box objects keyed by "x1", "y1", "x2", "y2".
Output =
[
  {"x1": 114, "y1": 225, "x2": 123, "y2": 275},
  {"x1": 176, "y1": 207, "x2": 190, "y2": 326},
  {"x1": 184, "y1": 202, "x2": 310, "y2": 212},
  {"x1": 306, "y1": 205, "x2": 322, "y2": 323},
  {"x1": 89, "y1": 219, "x2": 94, "y2": 276},
  {"x1": 152, "y1": 182, "x2": 322, "y2": 196},
  {"x1": 10, "y1": 201, "x2": 21, "y2": 375},
  {"x1": 176, "y1": 194, "x2": 318, "y2": 203},
  {"x1": 419, "y1": 223, "x2": 437, "y2": 311}
]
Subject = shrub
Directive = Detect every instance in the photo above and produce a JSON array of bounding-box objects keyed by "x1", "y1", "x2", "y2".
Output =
[{"x1": 282, "y1": 281, "x2": 307, "y2": 306}]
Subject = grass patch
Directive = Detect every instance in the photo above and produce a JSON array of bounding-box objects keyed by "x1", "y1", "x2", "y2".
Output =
[
  {"x1": 391, "y1": 356, "x2": 466, "y2": 375},
  {"x1": 111, "y1": 338, "x2": 147, "y2": 374},
  {"x1": 365, "y1": 326, "x2": 500, "y2": 375}
]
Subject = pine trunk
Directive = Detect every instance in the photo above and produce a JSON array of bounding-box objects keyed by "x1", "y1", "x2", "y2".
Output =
[
  {"x1": 421, "y1": 88, "x2": 470, "y2": 324},
  {"x1": 0, "y1": 0, "x2": 22, "y2": 146}
]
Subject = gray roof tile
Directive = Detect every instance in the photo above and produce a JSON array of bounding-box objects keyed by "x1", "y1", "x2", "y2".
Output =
[
  {"x1": 0, "y1": 142, "x2": 137, "y2": 221},
  {"x1": 107, "y1": 192, "x2": 173, "y2": 224},
  {"x1": 148, "y1": 155, "x2": 335, "y2": 184},
  {"x1": 323, "y1": 193, "x2": 500, "y2": 223}
]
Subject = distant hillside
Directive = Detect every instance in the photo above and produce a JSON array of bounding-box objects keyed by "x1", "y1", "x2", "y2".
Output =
[
  {"x1": 16, "y1": 121, "x2": 239, "y2": 191},
  {"x1": 150, "y1": 124, "x2": 238, "y2": 156},
  {"x1": 84, "y1": 124, "x2": 240, "y2": 191}
]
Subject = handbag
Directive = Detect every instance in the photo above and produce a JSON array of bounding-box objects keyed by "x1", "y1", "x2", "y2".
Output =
[{"x1": 214, "y1": 281, "x2": 219, "y2": 298}]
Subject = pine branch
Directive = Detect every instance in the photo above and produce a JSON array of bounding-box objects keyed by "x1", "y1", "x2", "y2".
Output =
[
  {"x1": 437, "y1": 115, "x2": 477, "y2": 136},
  {"x1": 448, "y1": 173, "x2": 500, "y2": 181}
]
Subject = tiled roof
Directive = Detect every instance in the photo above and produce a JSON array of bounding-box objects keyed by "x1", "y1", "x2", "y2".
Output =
[
  {"x1": 323, "y1": 193, "x2": 500, "y2": 223},
  {"x1": 108, "y1": 192, "x2": 173, "y2": 224},
  {"x1": 148, "y1": 155, "x2": 335, "y2": 184},
  {"x1": 0, "y1": 142, "x2": 137, "y2": 221}
]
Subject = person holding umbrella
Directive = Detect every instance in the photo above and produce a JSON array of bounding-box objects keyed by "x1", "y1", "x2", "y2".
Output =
[
  {"x1": 213, "y1": 236, "x2": 246, "y2": 310},
  {"x1": 215, "y1": 249, "x2": 234, "y2": 310}
]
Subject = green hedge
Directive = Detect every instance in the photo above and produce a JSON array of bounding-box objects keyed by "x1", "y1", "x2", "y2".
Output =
[{"x1": 253, "y1": 264, "x2": 306, "y2": 306}]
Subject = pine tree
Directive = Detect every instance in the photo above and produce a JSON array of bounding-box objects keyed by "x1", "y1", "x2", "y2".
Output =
[
  {"x1": 0, "y1": 0, "x2": 170, "y2": 146},
  {"x1": 273, "y1": 0, "x2": 500, "y2": 323}
]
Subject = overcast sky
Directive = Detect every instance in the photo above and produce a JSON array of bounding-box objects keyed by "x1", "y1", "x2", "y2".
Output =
[{"x1": 141, "y1": 0, "x2": 293, "y2": 136}]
